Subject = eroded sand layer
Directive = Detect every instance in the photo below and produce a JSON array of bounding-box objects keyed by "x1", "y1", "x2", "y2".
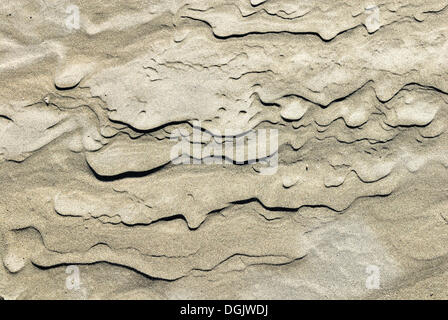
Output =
[{"x1": 0, "y1": 0, "x2": 448, "y2": 299}]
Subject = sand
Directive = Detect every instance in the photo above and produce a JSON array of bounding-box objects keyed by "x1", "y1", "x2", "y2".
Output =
[{"x1": 0, "y1": 0, "x2": 447, "y2": 299}]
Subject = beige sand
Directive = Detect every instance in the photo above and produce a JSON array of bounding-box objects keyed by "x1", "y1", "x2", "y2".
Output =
[{"x1": 0, "y1": 0, "x2": 448, "y2": 299}]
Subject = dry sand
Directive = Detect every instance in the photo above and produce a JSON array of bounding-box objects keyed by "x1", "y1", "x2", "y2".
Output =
[{"x1": 0, "y1": 0, "x2": 448, "y2": 299}]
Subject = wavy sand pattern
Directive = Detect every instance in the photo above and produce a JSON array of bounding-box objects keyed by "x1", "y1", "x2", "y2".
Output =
[{"x1": 0, "y1": 0, "x2": 447, "y2": 299}]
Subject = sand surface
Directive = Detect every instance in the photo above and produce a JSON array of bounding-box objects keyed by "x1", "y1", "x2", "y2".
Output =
[{"x1": 0, "y1": 0, "x2": 448, "y2": 299}]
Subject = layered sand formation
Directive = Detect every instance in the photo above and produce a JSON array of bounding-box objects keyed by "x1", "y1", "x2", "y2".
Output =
[{"x1": 0, "y1": 0, "x2": 447, "y2": 299}]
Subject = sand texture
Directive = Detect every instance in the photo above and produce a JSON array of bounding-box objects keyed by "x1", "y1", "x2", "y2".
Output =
[{"x1": 0, "y1": 0, "x2": 448, "y2": 299}]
